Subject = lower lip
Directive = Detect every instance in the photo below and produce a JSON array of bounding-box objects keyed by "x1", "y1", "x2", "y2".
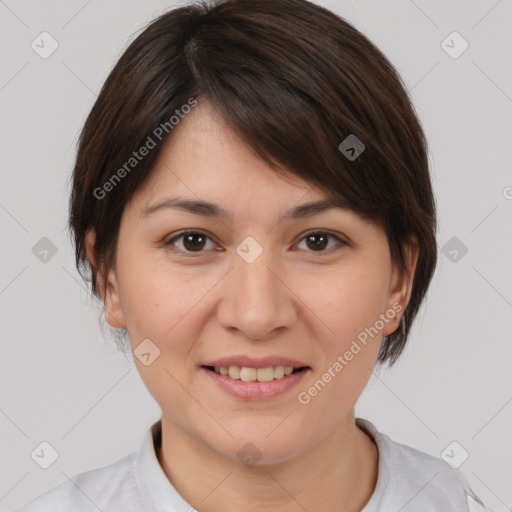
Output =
[{"x1": 201, "y1": 366, "x2": 310, "y2": 400}]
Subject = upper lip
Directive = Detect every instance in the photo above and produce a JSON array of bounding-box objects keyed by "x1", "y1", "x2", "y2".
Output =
[{"x1": 202, "y1": 356, "x2": 310, "y2": 369}]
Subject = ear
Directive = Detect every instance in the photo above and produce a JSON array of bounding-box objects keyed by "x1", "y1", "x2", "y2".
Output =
[
  {"x1": 85, "y1": 229, "x2": 127, "y2": 329},
  {"x1": 382, "y1": 236, "x2": 420, "y2": 336}
]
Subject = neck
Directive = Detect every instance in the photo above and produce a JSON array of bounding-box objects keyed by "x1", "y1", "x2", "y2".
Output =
[{"x1": 156, "y1": 411, "x2": 379, "y2": 512}]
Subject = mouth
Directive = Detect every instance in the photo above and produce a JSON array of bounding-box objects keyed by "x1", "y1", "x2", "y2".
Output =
[
  {"x1": 201, "y1": 365, "x2": 309, "y2": 382},
  {"x1": 200, "y1": 363, "x2": 311, "y2": 400}
]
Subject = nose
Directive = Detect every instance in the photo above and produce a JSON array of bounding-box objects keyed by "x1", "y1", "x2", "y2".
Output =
[{"x1": 216, "y1": 248, "x2": 298, "y2": 341}]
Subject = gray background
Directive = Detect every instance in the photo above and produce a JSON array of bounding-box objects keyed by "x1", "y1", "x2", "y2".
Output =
[{"x1": 1, "y1": 0, "x2": 511, "y2": 510}]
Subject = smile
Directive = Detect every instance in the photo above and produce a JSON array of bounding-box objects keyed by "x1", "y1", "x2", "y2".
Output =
[
  {"x1": 201, "y1": 365, "x2": 310, "y2": 400},
  {"x1": 204, "y1": 365, "x2": 306, "y2": 381}
]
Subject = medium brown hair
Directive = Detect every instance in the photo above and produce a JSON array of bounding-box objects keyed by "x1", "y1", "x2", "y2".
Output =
[{"x1": 68, "y1": 0, "x2": 437, "y2": 366}]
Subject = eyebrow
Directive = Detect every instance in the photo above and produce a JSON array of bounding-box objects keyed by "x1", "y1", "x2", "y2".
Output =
[{"x1": 141, "y1": 196, "x2": 351, "y2": 221}]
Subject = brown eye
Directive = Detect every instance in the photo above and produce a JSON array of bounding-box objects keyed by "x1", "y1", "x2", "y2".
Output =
[
  {"x1": 305, "y1": 233, "x2": 328, "y2": 251},
  {"x1": 182, "y1": 233, "x2": 207, "y2": 251},
  {"x1": 165, "y1": 231, "x2": 215, "y2": 253},
  {"x1": 296, "y1": 231, "x2": 345, "y2": 253}
]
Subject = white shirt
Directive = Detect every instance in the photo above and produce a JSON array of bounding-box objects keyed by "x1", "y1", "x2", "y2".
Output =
[{"x1": 16, "y1": 418, "x2": 493, "y2": 511}]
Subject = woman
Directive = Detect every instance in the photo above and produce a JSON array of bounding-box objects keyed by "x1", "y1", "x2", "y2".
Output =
[{"x1": 17, "y1": 0, "x2": 492, "y2": 510}]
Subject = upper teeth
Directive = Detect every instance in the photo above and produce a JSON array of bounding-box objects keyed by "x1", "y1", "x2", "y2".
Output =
[{"x1": 214, "y1": 365, "x2": 295, "y2": 382}]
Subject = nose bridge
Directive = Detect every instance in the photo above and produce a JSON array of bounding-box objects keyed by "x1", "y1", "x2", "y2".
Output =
[
  {"x1": 218, "y1": 240, "x2": 296, "y2": 338},
  {"x1": 237, "y1": 248, "x2": 279, "y2": 301}
]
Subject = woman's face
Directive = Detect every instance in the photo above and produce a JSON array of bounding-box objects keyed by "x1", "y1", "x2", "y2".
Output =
[{"x1": 93, "y1": 100, "x2": 417, "y2": 464}]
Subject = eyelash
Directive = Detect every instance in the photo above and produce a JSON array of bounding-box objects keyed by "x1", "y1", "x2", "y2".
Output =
[{"x1": 164, "y1": 230, "x2": 347, "y2": 256}]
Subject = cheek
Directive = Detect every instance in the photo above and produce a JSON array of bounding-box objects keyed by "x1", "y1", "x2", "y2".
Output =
[
  {"x1": 300, "y1": 263, "x2": 389, "y2": 347},
  {"x1": 115, "y1": 257, "x2": 207, "y2": 412},
  {"x1": 116, "y1": 249, "x2": 202, "y2": 339},
  {"x1": 293, "y1": 263, "x2": 387, "y2": 406}
]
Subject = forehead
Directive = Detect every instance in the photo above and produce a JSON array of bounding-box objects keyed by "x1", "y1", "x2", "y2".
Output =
[
  {"x1": 123, "y1": 100, "x2": 381, "y2": 235},
  {"x1": 132, "y1": 101, "x2": 337, "y2": 210},
  {"x1": 111, "y1": 103, "x2": 388, "y2": 259}
]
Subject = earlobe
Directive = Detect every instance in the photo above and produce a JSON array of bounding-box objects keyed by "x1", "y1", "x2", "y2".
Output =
[{"x1": 85, "y1": 229, "x2": 127, "y2": 329}]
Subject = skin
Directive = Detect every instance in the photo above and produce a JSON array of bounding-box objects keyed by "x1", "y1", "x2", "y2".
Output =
[{"x1": 86, "y1": 100, "x2": 419, "y2": 512}]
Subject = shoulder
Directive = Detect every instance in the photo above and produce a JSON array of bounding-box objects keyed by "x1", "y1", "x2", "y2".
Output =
[
  {"x1": 356, "y1": 418, "x2": 492, "y2": 512},
  {"x1": 14, "y1": 452, "x2": 138, "y2": 512}
]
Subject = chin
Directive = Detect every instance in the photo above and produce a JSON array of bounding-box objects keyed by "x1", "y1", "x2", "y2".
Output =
[{"x1": 203, "y1": 426, "x2": 308, "y2": 467}]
